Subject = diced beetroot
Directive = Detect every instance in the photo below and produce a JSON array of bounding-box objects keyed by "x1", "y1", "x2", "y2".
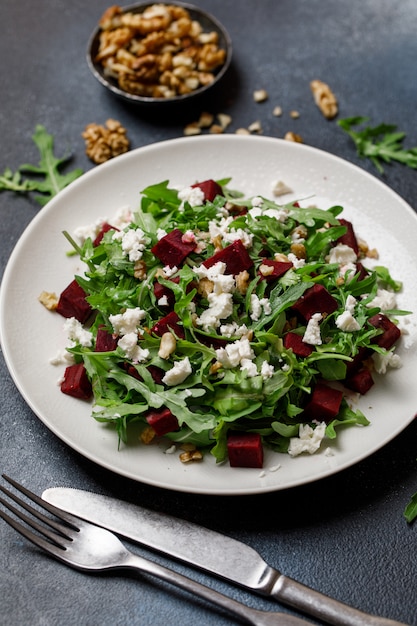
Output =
[
  {"x1": 145, "y1": 407, "x2": 179, "y2": 436},
  {"x1": 336, "y1": 218, "x2": 359, "y2": 254},
  {"x1": 151, "y1": 229, "x2": 197, "y2": 267},
  {"x1": 56, "y1": 279, "x2": 92, "y2": 324},
  {"x1": 154, "y1": 280, "x2": 176, "y2": 309},
  {"x1": 369, "y1": 313, "x2": 401, "y2": 349},
  {"x1": 344, "y1": 368, "x2": 374, "y2": 395},
  {"x1": 284, "y1": 332, "x2": 313, "y2": 357},
  {"x1": 355, "y1": 262, "x2": 370, "y2": 281},
  {"x1": 191, "y1": 179, "x2": 223, "y2": 202},
  {"x1": 203, "y1": 240, "x2": 254, "y2": 275},
  {"x1": 227, "y1": 432, "x2": 264, "y2": 468},
  {"x1": 303, "y1": 383, "x2": 343, "y2": 422},
  {"x1": 60, "y1": 363, "x2": 92, "y2": 400},
  {"x1": 258, "y1": 259, "x2": 293, "y2": 282},
  {"x1": 95, "y1": 326, "x2": 118, "y2": 352},
  {"x1": 93, "y1": 222, "x2": 118, "y2": 246},
  {"x1": 345, "y1": 346, "x2": 371, "y2": 377},
  {"x1": 292, "y1": 284, "x2": 338, "y2": 321},
  {"x1": 151, "y1": 311, "x2": 185, "y2": 339}
]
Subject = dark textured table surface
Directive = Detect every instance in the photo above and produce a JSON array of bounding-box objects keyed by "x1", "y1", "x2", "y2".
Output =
[{"x1": 1, "y1": 1, "x2": 416, "y2": 625}]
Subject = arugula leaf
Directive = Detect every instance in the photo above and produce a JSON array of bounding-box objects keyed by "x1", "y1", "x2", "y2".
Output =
[
  {"x1": 338, "y1": 116, "x2": 417, "y2": 174},
  {"x1": 404, "y1": 491, "x2": 417, "y2": 523},
  {"x1": 0, "y1": 125, "x2": 83, "y2": 205}
]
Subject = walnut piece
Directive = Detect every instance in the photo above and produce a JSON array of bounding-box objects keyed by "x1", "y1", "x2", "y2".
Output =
[
  {"x1": 38, "y1": 291, "x2": 58, "y2": 311},
  {"x1": 82, "y1": 119, "x2": 130, "y2": 164},
  {"x1": 310, "y1": 79, "x2": 338, "y2": 119}
]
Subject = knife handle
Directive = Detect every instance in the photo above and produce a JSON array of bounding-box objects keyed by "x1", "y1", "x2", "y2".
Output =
[{"x1": 270, "y1": 574, "x2": 408, "y2": 626}]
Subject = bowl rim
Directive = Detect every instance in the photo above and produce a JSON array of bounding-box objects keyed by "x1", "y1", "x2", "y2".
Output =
[{"x1": 86, "y1": 0, "x2": 233, "y2": 105}]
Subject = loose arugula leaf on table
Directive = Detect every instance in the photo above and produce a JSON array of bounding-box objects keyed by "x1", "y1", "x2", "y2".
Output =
[
  {"x1": 0, "y1": 125, "x2": 83, "y2": 206},
  {"x1": 404, "y1": 491, "x2": 417, "y2": 523},
  {"x1": 338, "y1": 116, "x2": 417, "y2": 174}
]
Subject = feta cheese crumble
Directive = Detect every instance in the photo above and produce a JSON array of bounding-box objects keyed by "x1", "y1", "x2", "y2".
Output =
[
  {"x1": 162, "y1": 356, "x2": 192, "y2": 385},
  {"x1": 109, "y1": 308, "x2": 146, "y2": 336},
  {"x1": 288, "y1": 422, "x2": 327, "y2": 457},
  {"x1": 302, "y1": 313, "x2": 323, "y2": 345}
]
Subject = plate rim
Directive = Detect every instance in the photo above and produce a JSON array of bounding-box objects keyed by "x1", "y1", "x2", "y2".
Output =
[{"x1": 1, "y1": 134, "x2": 416, "y2": 495}]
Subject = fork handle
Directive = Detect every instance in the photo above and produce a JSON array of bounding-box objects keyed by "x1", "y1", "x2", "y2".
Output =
[
  {"x1": 123, "y1": 552, "x2": 311, "y2": 626},
  {"x1": 270, "y1": 575, "x2": 407, "y2": 626}
]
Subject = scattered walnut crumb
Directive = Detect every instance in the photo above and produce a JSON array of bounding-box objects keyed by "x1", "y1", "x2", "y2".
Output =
[
  {"x1": 209, "y1": 123, "x2": 224, "y2": 134},
  {"x1": 217, "y1": 113, "x2": 232, "y2": 130},
  {"x1": 184, "y1": 122, "x2": 202, "y2": 136},
  {"x1": 310, "y1": 79, "x2": 338, "y2": 119},
  {"x1": 235, "y1": 127, "x2": 251, "y2": 135},
  {"x1": 284, "y1": 131, "x2": 303, "y2": 143},
  {"x1": 140, "y1": 426, "x2": 156, "y2": 444},
  {"x1": 290, "y1": 241, "x2": 307, "y2": 259},
  {"x1": 179, "y1": 449, "x2": 203, "y2": 463},
  {"x1": 273, "y1": 180, "x2": 293, "y2": 196},
  {"x1": 38, "y1": 291, "x2": 58, "y2": 311},
  {"x1": 248, "y1": 120, "x2": 263, "y2": 133},
  {"x1": 82, "y1": 119, "x2": 130, "y2": 164},
  {"x1": 272, "y1": 106, "x2": 283, "y2": 117},
  {"x1": 198, "y1": 111, "x2": 214, "y2": 128},
  {"x1": 253, "y1": 88, "x2": 268, "y2": 102},
  {"x1": 290, "y1": 110, "x2": 300, "y2": 119}
]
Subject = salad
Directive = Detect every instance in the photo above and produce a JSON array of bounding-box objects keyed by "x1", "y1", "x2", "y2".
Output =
[{"x1": 50, "y1": 178, "x2": 407, "y2": 469}]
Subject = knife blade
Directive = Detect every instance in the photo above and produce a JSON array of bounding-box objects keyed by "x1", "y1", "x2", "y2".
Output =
[{"x1": 42, "y1": 487, "x2": 406, "y2": 626}]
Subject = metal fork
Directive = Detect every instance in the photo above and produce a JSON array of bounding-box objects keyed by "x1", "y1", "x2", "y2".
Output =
[{"x1": 0, "y1": 475, "x2": 312, "y2": 626}]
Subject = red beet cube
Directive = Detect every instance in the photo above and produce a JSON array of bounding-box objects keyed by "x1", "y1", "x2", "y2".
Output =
[
  {"x1": 203, "y1": 240, "x2": 254, "y2": 275},
  {"x1": 145, "y1": 407, "x2": 179, "y2": 436},
  {"x1": 227, "y1": 432, "x2": 264, "y2": 468},
  {"x1": 191, "y1": 179, "x2": 223, "y2": 202},
  {"x1": 303, "y1": 383, "x2": 343, "y2": 422},
  {"x1": 60, "y1": 363, "x2": 92, "y2": 400},
  {"x1": 151, "y1": 229, "x2": 196, "y2": 267},
  {"x1": 95, "y1": 326, "x2": 118, "y2": 352},
  {"x1": 258, "y1": 259, "x2": 293, "y2": 282},
  {"x1": 292, "y1": 284, "x2": 338, "y2": 321},
  {"x1": 345, "y1": 346, "x2": 371, "y2": 377},
  {"x1": 284, "y1": 332, "x2": 313, "y2": 357},
  {"x1": 336, "y1": 219, "x2": 359, "y2": 254},
  {"x1": 151, "y1": 311, "x2": 185, "y2": 339},
  {"x1": 344, "y1": 368, "x2": 374, "y2": 395},
  {"x1": 93, "y1": 222, "x2": 118, "y2": 246},
  {"x1": 56, "y1": 279, "x2": 92, "y2": 324},
  {"x1": 369, "y1": 313, "x2": 401, "y2": 349}
]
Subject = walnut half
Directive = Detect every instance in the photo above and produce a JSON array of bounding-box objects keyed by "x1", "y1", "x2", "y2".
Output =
[
  {"x1": 310, "y1": 79, "x2": 338, "y2": 119},
  {"x1": 82, "y1": 119, "x2": 130, "y2": 164}
]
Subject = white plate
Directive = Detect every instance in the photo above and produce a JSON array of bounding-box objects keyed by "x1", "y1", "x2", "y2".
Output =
[{"x1": 1, "y1": 135, "x2": 417, "y2": 495}]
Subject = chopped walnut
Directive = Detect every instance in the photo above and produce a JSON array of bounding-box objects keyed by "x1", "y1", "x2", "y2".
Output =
[
  {"x1": 179, "y1": 444, "x2": 203, "y2": 463},
  {"x1": 253, "y1": 89, "x2": 268, "y2": 103},
  {"x1": 82, "y1": 119, "x2": 130, "y2": 164},
  {"x1": 235, "y1": 270, "x2": 250, "y2": 295},
  {"x1": 272, "y1": 105, "x2": 283, "y2": 117},
  {"x1": 38, "y1": 291, "x2": 58, "y2": 311},
  {"x1": 290, "y1": 241, "x2": 307, "y2": 259},
  {"x1": 284, "y1": 131, "x2": 303, "y2": 143},
  {"x1": 290, "y1": 110, "x2": 300, "y2": 119},
  {"x1": 140, "y1": 426, "x2": 156, "y2": 444},
  {"x1": 158, "y1": 332, "x2": 177, "y2": 359},
  {"x1": 133, "y1": 259, "x2": 147, "y2": 280},
  {"x1": 273, "y1": 180, "x2": 293, "y2": 197},
  {"x1": 94, "y1": 4, "x2": 227, "y2": 99},
  {"x1": 248, "y1": 120, "x2": 263, "y2": 133},
  {"x1": 310, "y1": 79, "x2": 338, "y2": 119}
]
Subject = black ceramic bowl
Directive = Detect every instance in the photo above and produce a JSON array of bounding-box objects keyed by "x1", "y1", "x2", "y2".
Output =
[{"x1": 87, "y1": 2, "x2": 232, "y2": 105}]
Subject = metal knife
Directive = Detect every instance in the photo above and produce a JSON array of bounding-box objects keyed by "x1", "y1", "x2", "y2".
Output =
[{"x1": 42, "y1": 487, "x2": 407, "y2": 626}]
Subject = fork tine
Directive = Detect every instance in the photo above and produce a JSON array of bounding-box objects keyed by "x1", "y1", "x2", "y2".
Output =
[
  {"x1": 0, "y1": 484, "x2": 74, "y2": 540},
  {"x1": 2, "y1": 474, "x2": 79, "y2": 530},
  {"x1": 0, "y1": 492, "x2": 69, "y2": 548},
  {"x1": 0, "y1": 506, "x2": 66, "y2": 561}
]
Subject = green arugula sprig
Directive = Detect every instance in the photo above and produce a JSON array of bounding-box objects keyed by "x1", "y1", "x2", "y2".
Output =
[
  {"x1": 0, "y1": 125, "x2": 83, "y2": 206},
  {"x1": 338, "y1": 116, "x2": 417, "y2": 174},
  {"x1": 404, "y1": 491, "x2": 417, "y2": 523}
]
